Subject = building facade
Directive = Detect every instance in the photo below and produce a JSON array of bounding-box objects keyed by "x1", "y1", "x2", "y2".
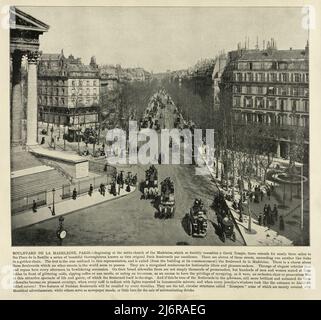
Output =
[
  {"x1": 219, "y1": 41, "x2": 309, "y2": 160},
  {"x1": 38, "y1": 51, "x2": 100, "y2": 128},
  {"x1": 212, "y1": 52, "x2": 227, "y2": 112}
]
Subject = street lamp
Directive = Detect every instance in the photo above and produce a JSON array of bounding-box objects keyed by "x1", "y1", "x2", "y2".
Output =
[
  {"x1": 57, "y1": 216, "x2": 67, "y2": 246},
  {"x1": 52, "y1": 188, "x2": 56, "y2": 216}
]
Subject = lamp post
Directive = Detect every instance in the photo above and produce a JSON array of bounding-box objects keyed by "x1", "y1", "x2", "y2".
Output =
[
  {"x1": 57, "y1": 216, "x2": 67, "y2": 246},
  {"x1": 52, "y1": 188, "x2": 56, "y2": 216}
]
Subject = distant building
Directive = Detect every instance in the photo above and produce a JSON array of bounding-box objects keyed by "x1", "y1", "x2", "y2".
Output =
[
  {"x1": 38, "y1": 50, "x2": 100, "y2": 128},
  {"x1": 219, "y1": 40, "x2": 309, "y2": 159}
]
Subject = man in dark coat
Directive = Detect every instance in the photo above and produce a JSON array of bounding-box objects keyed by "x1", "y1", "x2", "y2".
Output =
[
  {"x1": 72, "y1": 188, "x2": 77, "y2": 200},
  {"x1": 89, "y1": 184, "x2": 93, "y2": 196},
  {"x1": 32, "y1": 200, "x2": 37, "y2": 213},
  {"x1": 272, "y1": 204, "x2": 278, "y2": 221},
  {"x1": 279, "y1": 215, "x2": 285, "y2": 230}
]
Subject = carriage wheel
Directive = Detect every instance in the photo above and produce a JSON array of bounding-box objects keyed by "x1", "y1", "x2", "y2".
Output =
[
  {"x1": 186, "y1": 219, "x2": 192, "y2": 236},
  {"x1": 221, "y1": 231, "x2": 226, "y2": 243},
  {"x1": 171, "y1": 206, "x2": 175, "y2": 218}
]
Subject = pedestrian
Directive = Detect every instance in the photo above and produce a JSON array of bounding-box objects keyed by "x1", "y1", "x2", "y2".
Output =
[
  {"x1": 101, "y1": 184, "x2": 106, "y2": 196},
  {"x1": 248, "y1": 179, "x2": 252, "y2": 192},
  {"x1": 273, "y1": 204, "x2": 278, "y2": 221},
  {"x1": 89, "y1": 183, "x2": 93, "y2": 196},
  {"x1": 99, "y1": 183, "x2": 104, "y2": 195},
  {"x1": 72, "y1": 188, "x2": 77, "y2": 200},
  {"x1": 258, "y1": 213, "x2": 262, "y2": 226},
  {"x1": 118, "y1": 183, "x2": 121, "y2": 195},
  {"x1": 32, "y1": 200, "x2": 37, "y2": 213},
  {"x1": 279, "y1": 215, "x2": 285, "y2": 231},
  {"x1": 263, "y1": 213, "x2": 267, "y2": 226},
  {"x1": 267, "y1": 204, "x2": 272, "y2": 225},
  {"x1": 267, "y1": 188, "x2": 271, "y2": 200},
  {"x1": 263, "y1": 204, "x2": 268, "y2": 215},
  {"x1": 254, "y1": 189, "x2": 259, "y2": 203},
  {"x1": 270, "y1": 212, "x2": 275, "y2": 226},
  {"x1": 260, "y1": 189, "x2": 264, "y2": 201},
  {"x1": 271, "y1": 183, "x2": 275, "y2": 193}
]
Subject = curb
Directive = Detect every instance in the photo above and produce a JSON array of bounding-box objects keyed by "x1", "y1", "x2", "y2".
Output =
[{"x1": 12, "y1": 188, "x2": 136, "y2": 230}]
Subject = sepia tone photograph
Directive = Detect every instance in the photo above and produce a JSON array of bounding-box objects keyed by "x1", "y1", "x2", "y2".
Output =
[{"x1": 9, "y1": 5, "x2": 309, "y2": 247}]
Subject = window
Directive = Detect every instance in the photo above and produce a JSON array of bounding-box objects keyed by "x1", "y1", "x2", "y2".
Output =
[
  {"x1": 306, "y1": 73, "x2": 309, "y2": 82},
  {"x1": 279, "y1": 99, "x2": 287, "y2": 111},
  {"x1": 234, "y1": 85, "x2": 241, "y2": 93},
  {"x1": 246, "y1": 86, "x2": 252, "y2": 94},
  {"x1": 79, "y1": 80, "x2": 83, "y2": 86},
  {"x1": 303, "y1": 100, "x2": 309, "y2": 112},
  {"x1": 244, "y1": 97, "x2": 253, "y2": 108},
  {"x1": 233, "y1": 96, "x2": 241, "y2": 107},
  {"x1": 257, "y1": 86, "x2": 263, "y2": 94},
  {"x1": 304, "y1": 88, "x2": 309, "y2": 97},
  {"x1": 256, "y1": 97, "x2": 264, "y2": 109},
  {"x1": 93, "y1": 80, "x2": 97, "y2": 86},
  {"x1": 87, "y1": 80, "x2": 90, "y2": 86},
  {"x1": 267, "y1": 87, "x2": 276, "y2": 95},
  {"x1": 72, "y1": 80, "x2": 75, "y2": 86},
  {"x1": 292, "y1": 87, "x2": 299, "y2": 96},
  {"x1": 267, "y1": 99, "x2": 276, "y2": 110},
  {"x1": 257, "y1": 73, "x2": 265, "y2": 82},
  {"x1": 269, "y1": 73, "x2": 277, "y2": 82},
  {"x1": 280, "y1": 86, "x2": 287, "y2": 96},
  {"x1": 292, "y1": 100, "x2": 298, "y2": 112},
  {"x1": 303, "y1": 116, "x2": 309, "y2": 127},
  {"x1": 294, "y1": 73, "x2": 300, "y2": 82}
]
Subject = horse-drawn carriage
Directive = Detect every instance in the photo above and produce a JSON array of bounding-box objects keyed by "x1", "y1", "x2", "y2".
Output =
[
  {"x1": 158, "y1": 178, "x2": 175, "y2": 218},
  {"x1": 142, "y1": 165, "x2": 158, "y2": 199},
  {"x1": 212, "y1": 191, "x2": 236, "y2": 242},
  {"x1": 186, "y1": 199, "x2": 208, "y2": 237},
  {"x1": 125, "y1": 172, "x2": 137, "y2": 186}
]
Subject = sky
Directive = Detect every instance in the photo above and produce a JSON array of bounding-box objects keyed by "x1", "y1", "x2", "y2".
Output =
[{"x1": 21, "y1": 6, "x2": 308, "y2": 73}]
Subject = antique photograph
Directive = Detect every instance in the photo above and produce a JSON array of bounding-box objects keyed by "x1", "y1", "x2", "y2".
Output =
[{"x1": 10, "y1": 6, "x2": 309, "y2": 246}]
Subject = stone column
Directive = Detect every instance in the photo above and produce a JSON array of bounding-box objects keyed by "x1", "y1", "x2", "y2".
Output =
[
  {"x1": 26, "y1": 51, "x2": 39, "y2": 146},
  {"x1": 11, "y1": 51, "x2": 23, "y2": 145}
]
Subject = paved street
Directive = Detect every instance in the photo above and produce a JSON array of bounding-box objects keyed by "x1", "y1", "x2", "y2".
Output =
[{"x1": 12, "y1": 159, "x2": 244, "y2": 246}]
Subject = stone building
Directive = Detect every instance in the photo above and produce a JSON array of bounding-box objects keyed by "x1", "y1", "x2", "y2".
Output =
[
  {"x1": 219, "y1": 40, "x2": 309, "y2": 160},
  {"x1": 37, "y1": 51, "x2": 100, "y2": 128}
]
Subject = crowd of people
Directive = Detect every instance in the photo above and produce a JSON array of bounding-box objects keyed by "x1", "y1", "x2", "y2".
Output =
[{"x1": 230, "y1": 182, "x2": 285, "y2": 231}]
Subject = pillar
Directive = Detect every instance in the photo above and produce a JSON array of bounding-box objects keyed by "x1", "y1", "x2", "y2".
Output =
[
  {"x1": 11, "y1": 51, "x2": 23, "y2": 145},
  {"x1": 26, "y1": 51, "x2": 39, "y2": 146},
  {"x1": 276, "y1": 141, "x2": 281, "y2": 158}
]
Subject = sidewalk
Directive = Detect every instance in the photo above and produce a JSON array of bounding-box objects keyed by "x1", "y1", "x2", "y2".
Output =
[
  {"x1": 197, "y1": 146, "x2": 295, "y2": 246},
  {"x1": 12, "y1": 185, "x2": 136, "y2": 230}
]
